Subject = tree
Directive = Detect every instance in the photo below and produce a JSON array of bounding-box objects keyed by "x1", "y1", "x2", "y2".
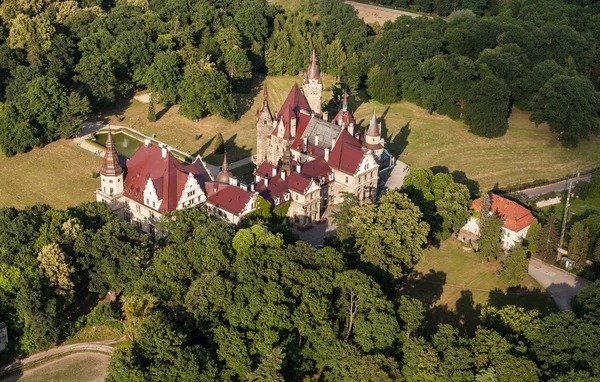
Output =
[
  {"x1": 464, "y1": 76, "x2": 510, "y2": 138},
  {"x1": 478, "y1": 212, "x2": 503, "y2": 262},
  {"x1": 568, "y1": 222, "x2": 590, "y2": 268},
  {"x1": 498, "y1": 245, "x2": 528, "y2": 287},
  {"x1": 37, "y1": 243, "x2": 75, "y2": 298},
  {"x1": 147, "y1": 94, "x2": 156, "y2": 122},
  {"x1": 587, "y1": 170, "x2": 600, "y2": 199},
  {"x1": 224, "y1": 46, "x2": 252, "y2": 91},
  {"x1": 179, "y1": 64, "x2": 237, "y2": 120},
  {"x1": 331, "y1": 192, "x2": 359, "y2": 242},
  {"x1": 525, "y1": 219, "x2": 541, "y2": 254},
  {"x1": 57, "y1": 91, "x2": 90, "y2": 139},
  {"x1": 246, "y1": 348, "x2": 285, "y2": 382},
  {"x1": 538, "y1": 215, "x2": 559, "y2": 260},
  {"x1": 398, "y1": 295, "x2": 424, "y2": 341},
  {"x1": 530, "y1": 75, "x2": 600, "y2": 147},
  {"x1": 143, "y1": 51, "x2": 183, "y2": 106},
  {"x1": 351, "y1": 190, "x2": 429, "y2": 279},
  {"x1": 573, "y1": 281, "x2": 600, "y2": 321},
  {"x1": 366, "y1": 65, "x2": 399, "y2": 104}
]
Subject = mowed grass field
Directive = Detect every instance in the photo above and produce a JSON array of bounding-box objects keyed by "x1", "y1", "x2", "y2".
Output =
[
  {"x1": 400, "y1": 240, "x2": 556, "y2": 334},
  {"x1": 0, "y1": 140, "x2": 102, "y2": 209}
]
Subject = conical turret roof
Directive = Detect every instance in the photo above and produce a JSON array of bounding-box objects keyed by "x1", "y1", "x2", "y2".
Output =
[
  {"x1": 365, "y1": 109, "x2": 380, "y2": 137},
  {"x1": 100, "y1": 127, "x2": 123, "y2": 176},
  {"x1": 304, "y1": 49, "x2": 321, "y2": 84}
]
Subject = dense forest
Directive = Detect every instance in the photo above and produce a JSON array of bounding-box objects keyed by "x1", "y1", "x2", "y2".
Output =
[
  {"x1": 1, "y1": 172, "x2": 600, "y2": 380},
  {"x1": 0, "y1": 0, "x2": 599, "y2": 158}
]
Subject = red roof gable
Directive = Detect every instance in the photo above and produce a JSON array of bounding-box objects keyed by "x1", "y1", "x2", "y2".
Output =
[
  {"x1": 301, "y1": 157, "x2": 332, "y2": 182},
  {"x1": 123, "y1": 145, "x2": 210, "y2": 213},
  {"x1": 332, "y1": 109, "x2": 356, "y2": 127},
  {"x1": 472, "y1": 194, "x2": 535, "y2": 232},
  {"x1": 272, "y1": 84, "x2": 311, "y2": 139},
  {"x1": 328, "y1": 129, "x2": 365, "y2": 174},
  {"x1": 205, "y1": 182, "x2": 253, "y2": 215}
]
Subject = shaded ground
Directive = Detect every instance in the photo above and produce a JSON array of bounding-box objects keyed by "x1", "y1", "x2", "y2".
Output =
[
  {"x1": 400, "y1": 240, "x2": 556, "y2": 335},
  {"x1": 2, "y1": 352, "x2": 109, "y2": 382},
  {"x1": 528, "y1": 258, "x2": 592, "y2": 311}
]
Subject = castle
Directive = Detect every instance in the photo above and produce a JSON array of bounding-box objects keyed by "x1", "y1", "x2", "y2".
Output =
[
  {"x1": 254, "y1": 50, "x2": 394, "y2": 225},
  {"x1": 96, "y1": 129, "x2": 257, "y2": 238}
]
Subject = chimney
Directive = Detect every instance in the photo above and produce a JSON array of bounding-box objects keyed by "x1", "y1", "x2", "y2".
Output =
[
  {"x1": 296, "y1": 163, "x2": 302, "y2": 173},
  {"x1": 250, "y1": 183, "x2": 255, "y2": 192},
  {"x1": 272, "y1": 167, "x2": 277, "y2": 177},
  {"x1": 314, "y1": 135, "x2": 319, "y2": 147},
  {"x1": 144, "y1": 138, "x2": 151, "y2": 147},
  {"x1": 264, "y1": 177, "x2": 269, "y2": 187},
  {"x1": 324, "y1": 147, "x2": 330, "y2": 162},
  {"x1": 349, "y1": 123, "x2": 355, "y2": 136},
  {"x1": 161, "y1": 146, "x2": 167, "y2": 158},
  {"x1": 303, "y1": 136, "x2": 308, "y2": 152},
  {"x1": 323, "y1": 111, "x2": 328, "y2": 121},
  {"x1": 281, "y1": 171, "x2": 286, "y2": 180},
  {"x1": 255, "y1": 174, "x2": 261, "y2": 183},
  {"x1": 291, "y1": 118, "x2": 297, "y2": 137},
  {"x1": 331, "y1": 137, "x2": 336, "y2": 149}
]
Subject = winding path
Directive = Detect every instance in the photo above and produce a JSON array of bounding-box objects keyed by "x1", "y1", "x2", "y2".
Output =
[{"x1": 0, "y1": 339, "x2": 122, "y2": 378}]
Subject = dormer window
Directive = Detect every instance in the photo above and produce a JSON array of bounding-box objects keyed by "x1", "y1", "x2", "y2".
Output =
[
  {"x1": 284, "y1": 193, "x2": 290, "y2": 201},
  {"x1": 274, "y1": 197, "x2": 280, "y2": 206},
  {"x1": 329, "y1": 173, "x2": 334, "y2": 181},
  {"x1": 320, "y1": 177, "x2": 325, "y2": 185}
]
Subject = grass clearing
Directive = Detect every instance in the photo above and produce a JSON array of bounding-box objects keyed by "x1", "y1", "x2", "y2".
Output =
[
  {"x1": 400, "y1": 240, "x2": 556, "y2": 335},
  {"x1": 62, "y1": 325, "x2": 123, "y2": 346},
  {"x1": 0, "y1": 140, "x2": 102, "y2": 209}
]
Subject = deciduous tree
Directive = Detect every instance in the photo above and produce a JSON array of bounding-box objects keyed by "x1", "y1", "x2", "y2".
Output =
[{"x1": 498, "y1": 245, "x2": 528, "y2": 287}]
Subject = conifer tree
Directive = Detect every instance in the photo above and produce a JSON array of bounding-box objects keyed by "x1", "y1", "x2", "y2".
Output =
[
  {"x1": 147, "y1": 94, "x2": 156, "y2": 122},
  {"x1": 538, "y1": 215, "x2": 559, "y2": 260},
  {"x1": 568, "y1": 222, "x2": 590, "y2": 268},
  {"x1": 525, "y1": 219, "x2": 541, "y2": 253},
  {"x1": 477, "y1": 213, "x2": 503, "y2": 262},
  {"x1": 499, "y1": 245, "x2": 528, "y2": 287}
]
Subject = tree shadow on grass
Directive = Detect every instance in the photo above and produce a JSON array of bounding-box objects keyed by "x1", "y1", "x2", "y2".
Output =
[
  {"x1": 155, "y1": 105, "x2": 171, "y2": 121},
  {"x1": 92, "y1": 90, "x2": 135, "y2": 124},
  {"x1": 398, "y1": 269, "x2": 447, "y2": 309},
  {"x1": 385, "y1": 121, "x2": 411, "y2": 158},
  {"x1": 204, "y1": 133, "x2": 252, "y2": 165},
  {"x1": 234, "y1": 74, "x2": 266, "y2": 118}
]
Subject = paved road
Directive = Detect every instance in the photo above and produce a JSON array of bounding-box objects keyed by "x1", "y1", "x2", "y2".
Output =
[
  {"x1": 528, "y1": 258, "x2": 591, "y2": 311},
  {"x1": 519, "y1": 174, "x2": 592, "y2": 198},
  {"x1": 344, "y1": 0, "x2": 431, "y2": 18}
]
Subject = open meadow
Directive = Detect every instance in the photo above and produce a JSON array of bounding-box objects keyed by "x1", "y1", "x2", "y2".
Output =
[
  {"x1": 3, "y1": 352, "x2": 109, "y2": 382},
  {"x1": 400, "y1": 240, "x2": 556, "y2": 334},
  {"x1": 0, "y1": 140, "x2": 101, "y2": 209}
]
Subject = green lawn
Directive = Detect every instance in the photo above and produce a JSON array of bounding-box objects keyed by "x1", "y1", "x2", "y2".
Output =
[
  {"x1": 400, "y1": 240, "x2": 556, "y2": 335},
  {"x1": 0, "y1": 140, "x2": 102, "y2": 209},
  {"x1": 5, "y1": 352, "x2": 110, "y2": 382},
  {"x1": 551, "y1": 197, "x2": 600, "y2": 221}
]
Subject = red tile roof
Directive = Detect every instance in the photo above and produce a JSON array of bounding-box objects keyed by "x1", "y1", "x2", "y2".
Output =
[
  {"x1": 328, "y1": 129, "x2": 365, "y2": 174},
  {"x1": 472, "y1": 194, "x2": 535, "y2": 232},
  {"x1": 332, "y1": 109, "x2": 356, "y2": 127},
  {"x1": 301, "y1": 157, "x2": 332, "y2": 182},
  {"x1": 205, "y1": 182, "x2": 253, "y2": 215},
  {"x1": 272, "y1": 84, "x2": 311, "y2": 139},
  {"x1": 255, "y1": 170, "x2": 313, "y2": 202},
  {"x1": 123, "y1": 145, "x2": 210, "y2": 213}
]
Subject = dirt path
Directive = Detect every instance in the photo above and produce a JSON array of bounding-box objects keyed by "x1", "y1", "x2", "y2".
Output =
[
  {"x1": 344, "y1": 1, "x2": 431, "y2": 24},
  {"x1": 2, "y1": 352, "x2": 110, "y2": 382}
]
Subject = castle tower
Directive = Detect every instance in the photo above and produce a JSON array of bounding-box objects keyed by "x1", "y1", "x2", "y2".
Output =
[
  {"x1": 281, "y1": 143, "x2": 292, "y2": 175},
  {"x1": 255, "y1": 84, "x2": 273, "y2": 165},
  {"x1": 303, "y1": 49, "x2": 323, "y2": 115},
  {"x1": 99, "y1": 127, "x2": 124, "y2": 197},
  {"x1": 364, "y1": 109, "x2": 384, "y2": 157}
]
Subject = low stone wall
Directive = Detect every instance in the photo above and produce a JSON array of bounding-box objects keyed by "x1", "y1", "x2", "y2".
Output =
[{"x1": 536, "y1": 197, "x2": 561, "y2": 208}]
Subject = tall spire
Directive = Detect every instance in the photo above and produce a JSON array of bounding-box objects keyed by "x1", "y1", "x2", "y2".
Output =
[
  {"x1": 342, "y1": 91, "x2": 348, "y2": 112},
  {"x1": 305, "y1": 48, "x2": 320, "y2": 82},
  {"x1": 216, "y1": 150, "x2": 232, "y2": 183},
  {"x1": 100, "y1": 127, "x2": 123, "y2": 176},
  {"x1": 366, "y1": 108, "x2": 380, "y2": 137}
]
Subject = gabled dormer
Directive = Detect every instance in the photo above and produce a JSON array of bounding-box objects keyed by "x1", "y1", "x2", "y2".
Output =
[
  {"x1": 143, "y1": 178, "x2": 162, "y2": 211},
  {"x1": 178, "y1": 172, "x2": 206, "y2": 209}
]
